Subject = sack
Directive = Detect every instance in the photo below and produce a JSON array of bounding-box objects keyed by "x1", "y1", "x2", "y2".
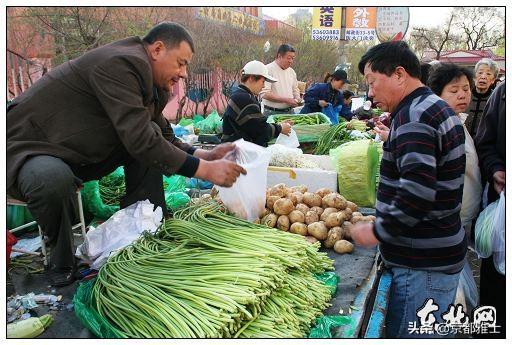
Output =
[
  {"x1": 216, "y1": 139, "x2": 271, "y2": 221},
  {"x1": 492, "y1": 191, "x2": 505, "y2": 275},
  {"x1": 275, "y1": 128, "x2": 299, "y2": 148},
  {"x1": 460, "y1": 125, "x2": 482, "y2": 226},
  {"x1": 322, "y1": 104, "x2": 343, "y2": 125}
]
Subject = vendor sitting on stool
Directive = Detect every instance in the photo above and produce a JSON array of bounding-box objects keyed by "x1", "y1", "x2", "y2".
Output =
[
  {"x1": 221, "y1": 60, "x2": 292, "y2": 147},
  {"x1": 300, "y1": 69, "x2": 350, "y2": 115}
]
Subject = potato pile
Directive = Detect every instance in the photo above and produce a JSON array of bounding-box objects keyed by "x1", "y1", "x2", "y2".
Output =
[{"x1": 260, "y1": 183, "x2": 376, "y2": 254}]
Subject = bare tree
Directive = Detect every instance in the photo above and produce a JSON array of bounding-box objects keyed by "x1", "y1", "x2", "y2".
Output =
[
  {"x1": 410, "y1": 13, "x2": 457, "y2": 60},
  {"x1": 452, "y1": 7, "x2": 505, "y2": 50}
]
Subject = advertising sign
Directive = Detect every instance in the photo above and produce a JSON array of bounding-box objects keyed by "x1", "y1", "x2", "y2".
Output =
[
  {"x1": 344, "y1": 7, "x2": 377, "y2": 41},
  {"x1": 312, "y1": 7, "x2": 342, "y2": 40},
  {"x1": 376, "y1": 7, "x2": 410, "y2": 42}
]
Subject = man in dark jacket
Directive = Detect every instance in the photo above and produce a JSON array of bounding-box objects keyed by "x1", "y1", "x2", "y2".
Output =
[
  {"x1": 7, "y1": 22, "x2": 245, "y2": 286},
  {"x1": 474, "y1": 81, "x2": 506, "y2": 338}
]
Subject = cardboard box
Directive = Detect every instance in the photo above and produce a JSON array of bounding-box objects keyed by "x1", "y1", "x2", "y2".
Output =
[{"x1": 267, "y1": 154, "x2": 338, "y2": 192}]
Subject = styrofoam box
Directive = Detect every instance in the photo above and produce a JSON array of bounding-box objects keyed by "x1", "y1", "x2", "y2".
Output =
[{"x1": 267, "y1": 154, "x2": 338, "y2": 192}]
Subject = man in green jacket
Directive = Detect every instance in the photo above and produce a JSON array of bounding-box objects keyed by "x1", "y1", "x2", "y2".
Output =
[{"x1": 7, "y1": 22, "x2": 245, "y2": 286}]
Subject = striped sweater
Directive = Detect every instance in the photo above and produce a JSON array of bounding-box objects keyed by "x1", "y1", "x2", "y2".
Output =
[{"x1": 373, "y1": 87, "x2": 467, "y2": 274}]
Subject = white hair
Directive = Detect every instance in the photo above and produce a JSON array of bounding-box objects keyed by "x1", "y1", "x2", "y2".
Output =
[{"x1": 474, "y1": 58, "x2": 499, "y2": 78}]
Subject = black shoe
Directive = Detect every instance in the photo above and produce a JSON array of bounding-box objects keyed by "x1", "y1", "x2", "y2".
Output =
[{"x1": 49, "y1": 267, "x2": 76, "y2": 287}]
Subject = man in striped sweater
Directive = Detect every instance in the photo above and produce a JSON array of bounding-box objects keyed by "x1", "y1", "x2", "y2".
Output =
[{"x1": 352, "y1": 41, "x2": 467, "y2": 338}]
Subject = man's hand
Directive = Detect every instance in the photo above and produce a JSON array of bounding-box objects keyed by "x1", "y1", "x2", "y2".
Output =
[
  {"x1": 351, "y1": 222, "x2": 379, "y2": 247},
  {"x1": 195, "y1": 159, "x2": 247, "y2": 187},
  {"x1": 280, "y1": 122, "x2": 292, "y2": 136},
  {"x1": 493, "y1": 170, "x2": 506, "y2": 194},
  {"x1": 374, "y1": 121, "x2": 390, "y2": 141},
  {"x1": 194, "y1": 143, "x2": 236, "y2": 161},
  {"x1": 318, "y1": 100, "x2": 329, "y2": 108},
  {"x1": 284, "y1": 98, "x2": 299, "y2": 107}
]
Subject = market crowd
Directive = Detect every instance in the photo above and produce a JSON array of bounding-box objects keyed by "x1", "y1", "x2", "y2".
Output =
[{"x1": 6, "y1": 21, "x2": 505, "y2": 339}]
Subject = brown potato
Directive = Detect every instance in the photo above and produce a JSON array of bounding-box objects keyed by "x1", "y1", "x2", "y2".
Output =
[
  {"x1": 307, "y1": 222, "x2": 328, "y2": 240},
  {"x1": 288, "y1": 210, "x2": 306, "y2": 224},
  {"x1": 346, "y1": 201, "x2": 358, "y2": 212},
  {"x1": 291, "y1": 185, "x2": 308, "y2": 194},
  {"x1": 315, "y1": 188, "x2": 332, "y2": 198},
  {"x1": 350, "y1": 216, "x2": 364, "y2": 224},
  {"x1": 352, "y1": 212, "x2": 363, "y2": 218},
  {"x1": 310, "y1": 206, "x2": 324, "y2": 216},
  {"x1": 261, "y1": 213, "x2": 278, "y2": 228},
  {"x1": 295, "y1": 203, "x2": 310, "y2": 215},
  {"x1": 334, "y1": 240, "x2": 354, "y2": 254},
  {"x1": 260, "y1": 208, "x2": 271, "y2": 219},
  {"x1": 273, "y1": 198, "x2": 295, "y2": 215},
  {"x1": 302, "y1": 192, "x2": 322, "y2": 207},
  {"x1": 322, "y1": 193, "x2": 347, "y2": 209},
  {"x1": 324, "y1": 227, "x2": 343, "y2": 248},
  {"x1": 269, "y1": 183, "x2": 287, "y2": 198},
  {"x1": 305, "y1": 211, "x2": 319, "y2": 225},
  {"x1": 325, "y1": 212, "x2": 344, "y2": 228},
  {"x1": 342, "y1": 221, "x2": 353, "y2": 240},
  {"x1": 290, "y1": 222, "x2": 308, "y2": 236},
  {"x1": 305, "y1": 236, "x2": 319, "y2": 244},
  {"x1": 266, "y1": 195, "x2": 281, "y2": 210},
  {"x1": 277, "y1": 215, "x2": 290, "y2": 231},
  {"x1": 288, "y1": 192, "x2": 304, "y2": 206},
  {"x1": 320, "y1": 208, "x2": 339, "y2": 222},
  {"x1": 344, "y1": 208, "x2": 353, "y2": 219}
]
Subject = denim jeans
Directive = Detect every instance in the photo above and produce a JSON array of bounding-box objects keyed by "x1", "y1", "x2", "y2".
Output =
[{"x1": 385, "y1": 267, "x2": 461, "y2": 338}]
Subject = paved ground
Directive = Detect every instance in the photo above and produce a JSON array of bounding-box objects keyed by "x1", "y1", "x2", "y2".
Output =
[{"x1": 7, "y1": 227, "x2": 481, "y2": 339}]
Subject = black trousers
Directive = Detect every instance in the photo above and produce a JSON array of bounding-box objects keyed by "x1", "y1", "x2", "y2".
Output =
[
  {"x1": 8, "y1": 148, "x2": 165, "y2": 270},
  {"x1": 477, "y1": 256, "x2": 506, "y2": 338}
]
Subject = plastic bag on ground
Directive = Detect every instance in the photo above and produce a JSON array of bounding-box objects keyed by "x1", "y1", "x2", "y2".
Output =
[
  {"x1": 492, "y1": 191, "x2": 505, "y2": 275},
  {"x1": 275, "y1": 128, "x2": 299, "y2": 148},
  {"x1": 196, "y1": 110, "x2": 223, "y2": 134},
  {"x1": 308, "y1": 315, "x2": 351, "y2": 338},
  {"x1": 75, "y1": 200, "x2": 162, "y2": 269},
  {"x1": 216, "y1": 139, "x2": 271, "y2": 222},
  {"x1": 314, "y1": 272, "x2": 340, "y2": 295},
  {"x1": 73, "y1": 278, "x2": 125, "y2": 338}
]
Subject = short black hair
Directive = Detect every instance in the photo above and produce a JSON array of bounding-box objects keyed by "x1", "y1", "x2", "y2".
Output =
[
  {"x1": 240, "y1": 74, "x2": 263, "y2": 83},
  {"x1": 420, "y1": 63, "x2": 432, "y2": 85},
  {"x1": 343, "y1": 90, "x2": 354, "y2": 100},
  {"x1": 427, "y1": 63, "x2": 474, "y2": 96},
  {"x1": 143, "y1": 22, "x2": 195, "y2": 53},
  {"x1": 358, "y1": 41, "x2": 421, "y2": 79},
  {"x1": 277, "y1": 44, "x2": 295, "y2": 57}
]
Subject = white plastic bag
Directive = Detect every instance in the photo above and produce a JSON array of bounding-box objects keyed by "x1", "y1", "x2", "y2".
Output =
[
  {"x1": 492, "y1": 191, "x2": 505, "y2": 275},
  {"x1": 460, "y1": 125, "x2": 482, "y2": 226},
  {"x1": 454, "y1": 258, "x2": 479, "y2": 312},
  {"x1": 75, "y1": 200, "x2": 162, "y2": 269},
  {"x1": 275, "y1": 128, "x2": 299, "y2": 148},
  {"x1": 216, "y1": 139, "x2": 271, "y2": 222}
]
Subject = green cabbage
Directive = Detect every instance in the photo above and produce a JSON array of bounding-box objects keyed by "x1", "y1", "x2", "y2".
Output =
[{"x1": 330, "y1": 139, "x2": 379, "y2": 207}]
